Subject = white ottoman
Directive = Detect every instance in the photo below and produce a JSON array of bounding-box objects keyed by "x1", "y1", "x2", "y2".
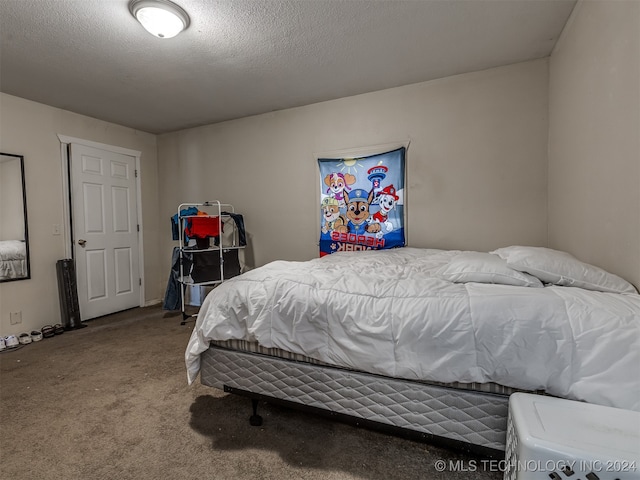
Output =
[{"x1": 504, "y1": 393, "x2": 640, "y2": 480}]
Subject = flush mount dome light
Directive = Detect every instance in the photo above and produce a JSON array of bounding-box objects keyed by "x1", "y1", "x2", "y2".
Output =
[{"x1": 129, "y1": 0, "x2": 190, "y2": 39}]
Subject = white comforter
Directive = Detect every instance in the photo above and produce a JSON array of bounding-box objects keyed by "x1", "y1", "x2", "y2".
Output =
[{"x1": 185, "y1": 248, "x2": 640, "y2": 411}]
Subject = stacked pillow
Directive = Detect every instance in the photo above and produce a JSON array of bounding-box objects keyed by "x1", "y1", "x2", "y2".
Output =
[
  {"x1": 435, "y1": 251, "x2": 543, "y2": 287},
  {"x1": 490, "y1": 246, "x2": 638, "y2": 294},
  {"x1": 435, "y1": 246, "x2": 638, "y2": 294}
]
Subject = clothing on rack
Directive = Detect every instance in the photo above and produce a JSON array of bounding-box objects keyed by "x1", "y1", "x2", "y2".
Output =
[
  {"x1": 163, "y1": 247, "x2": 193, "y2": 310},
  {"x1": 186, "y1": 215, "x2": 221, "y2": 239},
  {"x1": 171, "y1": 207, "x2": 200, "y2": 242},
  {"x1": 190, "y1": 249, "x2": 241, "y2": 283},
  {"x1": 221, "y1": 211, "x2": 247, "y2": 246}
]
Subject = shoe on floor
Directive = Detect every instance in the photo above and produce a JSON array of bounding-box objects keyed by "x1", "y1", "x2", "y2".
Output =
[
  {"x1": 18, "y1": 333, "x2": 32, "y2": 345},
  {"x1": 41, "y1": 325, "x2": 55, "y2": 338},
  {"x1": 31, "y1": 330, "x2": 43, "y2": 342}
]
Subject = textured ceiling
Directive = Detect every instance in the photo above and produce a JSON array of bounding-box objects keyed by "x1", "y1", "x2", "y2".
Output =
[{"x1": 0, "y1": 0, "x2": 576, "y2": 134}]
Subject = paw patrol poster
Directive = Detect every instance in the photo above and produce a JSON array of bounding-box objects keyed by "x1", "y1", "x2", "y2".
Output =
[{"x1": 318, "y1": 147, "x2": 405, "y2": 256}]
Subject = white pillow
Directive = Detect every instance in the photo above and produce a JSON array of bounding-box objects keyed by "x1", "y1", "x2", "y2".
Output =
[
  {"x1": 435, "y1": 252, "x2": 543, "y2": 287},
  {"x1": 490, "y1": 246, "x2": 638, "y2": 294}
]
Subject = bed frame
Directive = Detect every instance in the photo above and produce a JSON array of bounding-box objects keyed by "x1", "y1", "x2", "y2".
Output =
[{"x1": 200, "y1": 345, "x2": 509, "y2": 458}]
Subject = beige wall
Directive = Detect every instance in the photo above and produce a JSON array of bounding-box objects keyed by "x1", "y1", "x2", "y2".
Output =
[
  {"x1": 0, "y1": 93, "x2": 160, "y2": 336},
  {"x1": 548, "y1": 0, "x2": 640, "y2": 288},
  {"x1": 158, "y1": 59, "x2": 549, "y2": 268}
]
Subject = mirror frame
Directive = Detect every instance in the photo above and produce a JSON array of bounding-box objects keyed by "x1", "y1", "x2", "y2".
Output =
[{"x1": 0, "y1": 152, "x2": 30, "y2": 282}]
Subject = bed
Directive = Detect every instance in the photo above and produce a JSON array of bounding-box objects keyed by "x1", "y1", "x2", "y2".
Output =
[
  {"x1": 0, "y1": 240, "x2": 27, "y2": 280},
  {"x1": 185, "y1": 246, "x2": 639, "y2": 456}
]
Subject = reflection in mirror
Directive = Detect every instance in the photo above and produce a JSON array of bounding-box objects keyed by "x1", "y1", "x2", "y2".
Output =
[{"x1": 0, "y1": 153, "x2": 30, "y2": 282}]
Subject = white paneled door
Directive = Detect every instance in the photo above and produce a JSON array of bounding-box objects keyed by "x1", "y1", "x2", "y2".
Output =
[{"x1": 70, "y1": 143, "x2": 140, "y2": 320}]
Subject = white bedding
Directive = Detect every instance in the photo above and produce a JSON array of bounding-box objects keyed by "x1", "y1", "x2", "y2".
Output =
[
  {"x1": 0, "y1": 240, "x2": 26, "y2": 279},
  {"x1": 0, "y1": 240, "x2": 26, "y2": 260},
  {"x1": 185, "y1": 247, "x2": 640, "y2": 411}
]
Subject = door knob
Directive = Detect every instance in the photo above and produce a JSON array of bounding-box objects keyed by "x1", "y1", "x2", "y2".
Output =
[{"x1": 78, "y1": 239, "x2": 87, "y2": 247}]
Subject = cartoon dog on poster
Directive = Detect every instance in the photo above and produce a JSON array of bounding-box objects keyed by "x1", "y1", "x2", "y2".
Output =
[
  {"x1": 371, "y1": 184, "x2": 399, "y2": 235},
  {"x1": 324, "y1": 172, "x2": 356, "y2": 207},
  {"x1": 334, "y1": 189, "x2": 381, "y2": 235},
  {"x1": 321, "y1": 197, "x2": 346, "y2": 233}
]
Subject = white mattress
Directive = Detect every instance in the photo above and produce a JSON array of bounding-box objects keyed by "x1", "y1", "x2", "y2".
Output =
[{"x1": 185, "y1": 247, "x2": 640, "y2": 411}]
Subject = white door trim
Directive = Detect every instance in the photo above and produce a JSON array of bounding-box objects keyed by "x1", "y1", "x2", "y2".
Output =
[{"x1": 57, "y1": 134, "x2": 145, "y2": 309}]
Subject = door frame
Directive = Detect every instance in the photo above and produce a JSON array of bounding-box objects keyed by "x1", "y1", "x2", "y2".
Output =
[{"x1": 57, "y1": 135, "x2": 146, "y2": 309}]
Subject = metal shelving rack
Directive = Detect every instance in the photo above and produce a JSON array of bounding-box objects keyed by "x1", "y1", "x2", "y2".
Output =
[{"x1": 177, "y1": 201, "x2": 244, "y2": 324}]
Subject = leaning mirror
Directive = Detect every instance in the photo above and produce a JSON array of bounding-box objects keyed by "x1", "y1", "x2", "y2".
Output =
[{"x1": 0, "y1": 153, "x2": 30, "y2": 282}]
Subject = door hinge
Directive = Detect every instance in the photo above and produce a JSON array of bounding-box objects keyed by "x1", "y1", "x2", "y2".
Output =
[
  {"x1": 135, "y1": 169, "x2": 138, "y2": 178},
  {"x1": 137, "y1": 224, "x2": 140, "y2": 232},
  {"x1": 139, "y1": 278, "x2": 142, "y2": 286}
]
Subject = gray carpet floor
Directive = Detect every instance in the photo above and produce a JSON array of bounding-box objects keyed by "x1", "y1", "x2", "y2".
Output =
[{"x1": 0, "y1": 305, "x2": 504, "y2": 480}]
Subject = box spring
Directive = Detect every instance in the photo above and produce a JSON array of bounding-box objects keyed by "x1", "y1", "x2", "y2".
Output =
[{"x1": 200, "y1": 343, "x2": 511, "y2": 456}]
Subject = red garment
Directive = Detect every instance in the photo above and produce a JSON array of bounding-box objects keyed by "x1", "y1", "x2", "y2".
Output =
[{"x1": 186, "y1": 216, "x2": 221, "y2": 239}]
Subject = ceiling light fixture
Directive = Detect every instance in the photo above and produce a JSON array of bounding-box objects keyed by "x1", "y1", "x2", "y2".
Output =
[{"x1": 129, "y1": 0, "x2": 190, "y2": 39}]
